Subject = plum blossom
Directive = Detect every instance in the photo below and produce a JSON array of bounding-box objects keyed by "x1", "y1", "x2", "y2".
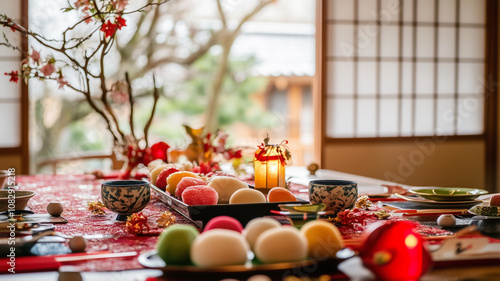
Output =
[
  {"x1": 30, "y1": 47, "x2": 41, "y2": 65},
  {"x1": 4, "y1": 71, "x2": 19, "y2": 83},
  {"x1": 57, "y1": 77, "x2": 69, "y2": 89},
  {"x1": 112, "y1": 0, "x2": 129, "y2": 12},
  {"x1": 40, "y1": 62, "x2": 56, "y2": 76}
]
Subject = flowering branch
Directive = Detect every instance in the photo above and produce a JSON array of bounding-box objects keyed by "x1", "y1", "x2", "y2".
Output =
[{"x1": 0, "y1": 0, "x2": 171, "y2": 148}]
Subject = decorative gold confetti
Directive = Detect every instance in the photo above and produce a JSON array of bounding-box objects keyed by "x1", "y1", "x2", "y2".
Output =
[
  {"x1": 157, "y1": 211, "x2": 176, "y2": 228},
  {"x1": 355, "y1": 195, "x2": 372, "y2": 209},
  {"x1": 126, "y1": 212, "x2": 150, "y2": 235},
  {"x1": 87, "y1": 200, "x2": 106, "y2": 215}
]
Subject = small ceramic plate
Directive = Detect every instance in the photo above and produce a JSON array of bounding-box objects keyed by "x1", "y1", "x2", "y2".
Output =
[
  {"x1": 409, "y1": 188, "x2": 488, "y2": 201},
  {"x1": 469, "y1": 204, "x2": 500, "y2": 217},
  {"x1": 395, "y1": 194, "x2": 482, "y2": 208}
]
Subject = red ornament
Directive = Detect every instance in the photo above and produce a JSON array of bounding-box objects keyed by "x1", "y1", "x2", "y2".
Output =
[
  {"x1": 359, "y1": 220, "x2": 432, "y2": 281},
  {"x1": 150, "y1": 141, "x2": 170, "y2": 162}
]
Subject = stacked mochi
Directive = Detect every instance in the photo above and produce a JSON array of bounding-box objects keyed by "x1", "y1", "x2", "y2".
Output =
[{"x1": 149, "y1": 163, "x2": 298, "y2": 206}]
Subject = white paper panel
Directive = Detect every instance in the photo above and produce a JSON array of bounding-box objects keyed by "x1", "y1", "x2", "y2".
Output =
[
  {"x1": 437, "y1": 27, "x2": 456, "y2": 58},
  {"x1": 0, "y1": 61, "x2": 22, "y2": 100},
  {"x1": 380, "y1": 62, "x2": 399, "y2": 95},
  {"x1": 416, "y1": 26, "x2": 434, "y2": 57},
  {"x1": 436, "y1": 98, "x2": 455, "y2": 135},
  {"x1": 358, "y1": 0, "x2": 377, "y2": 20},
  {"x1": 356, "y1": 24, "x2": 377, "y2": 57},
  {"x1": 458, "y1": 63, "x2": 484, "y2": 95},
  {"x1": 439, "y1": 0, "x2": 457, "y2": 23},
  {"x1": 457, "y1": 96, "x2": 484, "y2": 135},
  {"x1": 0, "y1": 28, "x2": 23, "y2": 57},
  {"x1": 414, "y1": 98, "x2": 434, "y2": 136},
  {"x1": 328, "y1": 24, "x2": 355, "y2": 57},
  {"x1": 417, "y1": 0, "x2": 435, "y2": 22},
  {"x1": 459, "y1": 0, "x2": 485, "y2": 24},
  {"x1": 0, "y1": 101, "x2": 20, "y2": 147},
  {"x1": 327, "y1": 61, "x2": 354, "y2": 95},
  {"x1": 437, "y1": 62, "x2": 455, "y2": 96},
  {"x1": 402, "y1": 0, "x2": 414, "y2": 22},
  {"x1": 415, "y1": 62, "x2": 434, "y2": 95},
  {"x1": 357, "y1": 98, "x2": 376, "y2": 137},
  {"x1": 401, "y1": 26, "x2": 413, "y2": 58},
  {"x1": 357, "y1": 62, "x2": 377, "y2": 96},
  {"x1": 1, "y1": 1, "x2": 21, "y2": 20},
  {"x1": 459, "y1": 27, "x2": 485, "y2": 59},
  {"x1": 329, "y1": 0, "x2": 354, "y2": 20},
  {"x1": 380, "y1": 25, "x2": 399, "y2": 58},
  {"x1": 380, "y1": 0, "x2": 401, "y2": 24},
  {"x1": 400, "y1": 98, "x2": 413, "y2": 136},
  {"x1": 379, "y1": 98, "x2": 399, "y2": 136},
  {"x1": 401, "y1": 62, "x2": 413, "y2": 96},
  {"x1": 326, "y1": 98, "x2": 354, "y2": 138}
]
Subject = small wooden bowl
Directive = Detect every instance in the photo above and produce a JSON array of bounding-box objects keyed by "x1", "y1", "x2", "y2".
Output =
[{"x1": 0, "y1": 190, "x2": 36, "y2": 212}]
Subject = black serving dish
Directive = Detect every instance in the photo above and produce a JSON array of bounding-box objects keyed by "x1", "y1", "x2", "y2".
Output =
[{"x1": 150, "y1": 182, "x2": 308, "y2": 228}]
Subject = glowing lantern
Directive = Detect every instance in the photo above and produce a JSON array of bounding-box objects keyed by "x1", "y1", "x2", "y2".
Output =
[{"x1": 253, "y1": 136, "x2": 291, "y2": 194}]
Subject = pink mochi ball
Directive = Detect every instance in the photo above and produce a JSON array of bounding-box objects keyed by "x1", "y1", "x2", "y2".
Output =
[
  {"x1": 182, "y1": 185, "x2": 218, "y2": 206},
  {"x1": 176, "y1": 177, "x2": 208, "y2": 198},
  {"x1": 203, "y1": 216, "x2": 244, "y2": 233}
]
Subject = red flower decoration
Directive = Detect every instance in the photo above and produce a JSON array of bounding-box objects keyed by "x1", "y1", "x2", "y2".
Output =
[
  {"x1": 100, "y1": 20, "x2": 117, "y2": 38},
  {"x1": 116, "y1": 16, "x2": 126, "y2": 30},
  {"x1": 4, "y1": 71, "x2": 19, "y2": 83}
]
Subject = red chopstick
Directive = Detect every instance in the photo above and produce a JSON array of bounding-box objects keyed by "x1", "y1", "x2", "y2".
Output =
[{"x1": 0, "y1": 251, "x2": 137, "y2": 273}]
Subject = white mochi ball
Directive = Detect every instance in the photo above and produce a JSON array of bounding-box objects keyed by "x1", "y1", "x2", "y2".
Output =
[
  {"x1": 208, "y1": 176, "x2": 249, "y2": 203},
  {"x1": 244, "y1": 217, "x2": 281, "y2": 250},
  {"x1": 191, "y1": 229, "x2": 249, "y2": 267},
  {"x1": 254, "y1": 227, "x2": 308, "y2": 264}
]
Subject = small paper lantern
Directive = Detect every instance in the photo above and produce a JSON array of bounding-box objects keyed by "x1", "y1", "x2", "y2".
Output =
[{"x1": 254, "y1": 137, "x2": 291, "y2": 193}]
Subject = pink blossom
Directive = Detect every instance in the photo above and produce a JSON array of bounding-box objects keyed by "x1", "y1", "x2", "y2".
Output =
[
  {"x1": 74, "y1": 0, "x2": 90, "y2": 9},
  {"x1": 57, "y1": 77, "x2": 69, "y2": 89},
  {"x1": 40, "y1": 63, "x2": 56, "y2": 76},
  {"x1": 30, "y1": 47, "x2": 41, "y2": 65},
  {"x1": 113, "y1": 0, "x2": 128, "y2": 12}
]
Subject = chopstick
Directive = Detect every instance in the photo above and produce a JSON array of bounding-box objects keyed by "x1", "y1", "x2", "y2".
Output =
[
  {"x1": 398, "y1": 209, "x2": 469, "y2": 216},
  {"x1": 0, "y1": 251, "x2": 137, "y2": 273}
]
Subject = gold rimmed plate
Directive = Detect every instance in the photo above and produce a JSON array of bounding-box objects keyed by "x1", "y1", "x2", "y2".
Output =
[
  {"x1": 409, "y1": 187, "x2": 488, "y2": 201},
  {"x1": 138, "y1": 249, "x2": 354, "y2": 279}
]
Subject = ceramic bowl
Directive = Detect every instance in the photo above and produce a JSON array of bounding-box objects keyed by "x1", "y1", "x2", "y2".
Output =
[
  {"x1": 0, "y1": 170, "x2": 10, "y2": 189},
  {"x1": 308, "y1": 180, "x2": 358, "y2": 213},
  {"x1": 0, "y1": 190, "x2": 36, "y2": 212},
  {"x1": 101, "y1": 180, "x2": 151, "y2": 221}
]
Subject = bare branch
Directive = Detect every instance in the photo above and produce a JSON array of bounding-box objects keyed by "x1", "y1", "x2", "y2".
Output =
[
  {"x1": 125, "y1": 72, "x2": 136, "y2": 140},
  {"x1": 143, "y1": 75, "x2": 160, "y2": 147},
  {"x1": 216, "y1": 0, "x2": 227, "y2": 28}
]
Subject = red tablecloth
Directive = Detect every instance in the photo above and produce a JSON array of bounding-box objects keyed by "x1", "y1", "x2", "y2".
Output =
[{"x1": 8, "y1": 174, "x2": 454, "y2": 273}]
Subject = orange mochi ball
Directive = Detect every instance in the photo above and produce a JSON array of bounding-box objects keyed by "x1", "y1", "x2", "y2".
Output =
[
  {"x1": 254, "y1": 227, "x2": 307, "y2": 264},
  {"x1": 300, "y1": 220, "x2": 343, "y2": 259},
  {"x1": 166, "y1": 171, "x2": 200, "y2": 196},
  {"x1": 267, "y1": 187, "x2": 297, "y2": 203}
]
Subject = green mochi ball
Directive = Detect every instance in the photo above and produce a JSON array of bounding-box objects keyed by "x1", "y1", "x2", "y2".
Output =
[{"x1": 156, "y1": 224, "x2": 199, "y2": 265}]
